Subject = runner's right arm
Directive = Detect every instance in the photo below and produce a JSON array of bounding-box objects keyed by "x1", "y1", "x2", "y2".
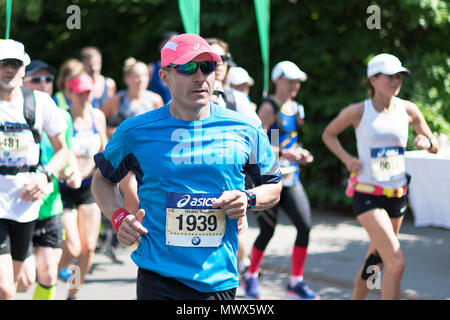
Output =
[
  {"x1": 322, "y1": 102, "x2": 363, "y2": 172},
  {"x1": 91, "y1": 168, "x2": 148, "y2": 246}
]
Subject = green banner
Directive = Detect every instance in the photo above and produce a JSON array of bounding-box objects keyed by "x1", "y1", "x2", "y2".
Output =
[
  {"x1": 5, "y1": 0, "x2": 13, "y2": 39},
  {"x1": 254, "y1": 0, "x2": 270, "y2": 97},
  {"x1": 178, "y1": 0, "x2": 200, "y2": 35}
]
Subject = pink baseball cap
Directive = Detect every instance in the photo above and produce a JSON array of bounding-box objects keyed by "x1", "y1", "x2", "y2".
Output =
[
  {"x1": 66, "y1": 73, "x2": 94, "y2": 93},
  {"x1": 160, "y1": 33, "x2": 222, "y2": 67}
]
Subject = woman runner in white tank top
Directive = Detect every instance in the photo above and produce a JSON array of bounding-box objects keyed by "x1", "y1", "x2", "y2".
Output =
[{"x1": 322, "y1": 53, "x2": 439, "y2": 300}]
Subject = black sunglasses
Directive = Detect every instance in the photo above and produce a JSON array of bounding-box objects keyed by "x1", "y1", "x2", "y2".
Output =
[
  {"x1": 167, "y1": 61, "x2": 217, "y2": 75},
  {"x1": 0, "y1": 59, "x2": 23, "y2": 69},
  {"x1": 27, "y1": 75, "x2": 54, "y2": 84},
  {"x1": 220, "y1": 54, "x2": 232, "y2": 63}
]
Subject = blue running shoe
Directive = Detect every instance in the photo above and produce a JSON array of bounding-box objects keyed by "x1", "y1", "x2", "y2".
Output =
[
  {"x1": 242, "y1": 277, "x2": 260, "y2": 299},
  {"x1": 58, "y1": 267, "x2": 72, "y2": 281},
  {"x1": 285, "y1": 281, "x2": 320, "y2": 300}
]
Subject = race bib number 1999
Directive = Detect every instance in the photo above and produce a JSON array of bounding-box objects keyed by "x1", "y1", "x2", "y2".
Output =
[{"x1": 166, "y1": 192, "x2": 226, "y2": 247}]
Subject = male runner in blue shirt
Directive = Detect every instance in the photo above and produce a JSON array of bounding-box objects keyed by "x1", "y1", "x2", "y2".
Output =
[{"x1": 91, "y1": 33, "x2": 282, "y2": 300}]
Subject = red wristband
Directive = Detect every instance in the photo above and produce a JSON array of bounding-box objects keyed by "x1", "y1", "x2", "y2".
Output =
[{"x1": 111, "y1": 208, "x2": 130, "y2": 233}]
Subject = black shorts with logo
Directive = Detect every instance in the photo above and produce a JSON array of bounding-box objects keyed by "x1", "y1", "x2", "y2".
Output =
[
  {"x1": 32, "y1": 215, "x2": 64, "y2": 249},
  {"x1": 353, "y1": 191, "x2": 408, "y2": 218}
]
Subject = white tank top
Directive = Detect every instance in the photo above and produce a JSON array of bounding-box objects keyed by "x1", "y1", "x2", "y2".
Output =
[
  {"x1": 71, "y1": 111, "x2": 102, "y2": 158},
  {"x1": 355, "y1": 98, "x2": 409, "y2": 188}
]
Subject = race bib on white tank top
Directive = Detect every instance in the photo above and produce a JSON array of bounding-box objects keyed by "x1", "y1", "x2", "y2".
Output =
[{"x1": 370, "y1": 146, "x2": 406, "y2": 182}]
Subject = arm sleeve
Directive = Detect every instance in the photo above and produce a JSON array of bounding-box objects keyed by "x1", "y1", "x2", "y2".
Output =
[{"x1": 243, "y1": 126, "x2": 282, "y2": 187}]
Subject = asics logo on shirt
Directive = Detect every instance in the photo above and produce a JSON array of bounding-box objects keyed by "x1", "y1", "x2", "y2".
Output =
[{"x1": 176, "y1": 195, "x2": 217, "y2": 208}]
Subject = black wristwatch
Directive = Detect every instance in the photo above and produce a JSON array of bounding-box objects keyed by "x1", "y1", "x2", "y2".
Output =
[
  {"x1": 242, "y1": 190, "x2": 256, "y2": 209},
  {"x1": 37, "y1": 165, "x2": 55, "y2": 183}
]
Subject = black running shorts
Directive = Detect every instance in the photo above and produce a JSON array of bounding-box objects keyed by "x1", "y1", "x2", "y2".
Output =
[
  {"x1": 353, "y1": 191, "x2": 408, "y2": 218},
  {"x1": 32, "y1": 215, "x2": 64, "y2": 249},
  {"x1": 60, "y1": 184, "x2": 96, "y2": 209},
  {"x1": 136, "y1": 268, "x2": 236, "y2": 300},
  {"x1": 0, "y1": 218, "x2": 36, "y2": 261}
]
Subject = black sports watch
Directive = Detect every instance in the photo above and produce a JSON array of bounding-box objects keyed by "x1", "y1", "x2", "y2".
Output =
[
  {"x1": 37, "y1": 165, "x2": 55, "y2": 183},
  {"x1": 242, "y1": 190, "x2": 256, "y2": 209}
]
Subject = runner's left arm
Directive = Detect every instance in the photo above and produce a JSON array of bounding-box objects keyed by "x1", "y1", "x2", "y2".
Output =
[
  {"x1": 211, "y1": 124, "x2": 282, "y2": 218},
  {"x1": 43, "y1": 93, "x2": 70, "y2": 175},
  {"x1": 46, "y1": 131, "x2": 70, "y2": 176},
  {"x1": 244, "y1": 125, "x2": 283, "y2": 212},
  {"x1": 406, "y1": 101, "x2": 439, "y2": 154}
]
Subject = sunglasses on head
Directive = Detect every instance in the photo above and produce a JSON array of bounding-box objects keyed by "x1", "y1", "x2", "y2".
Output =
[
  {"x1": 167, "y1": 61, "x2": 217, "y2": 75},
  {"x1": 27, "y1": 75, "x2": 54, "y2": 84},
  {"x1": 0, "y1": 59, "x2": 23, "y2": 69}
]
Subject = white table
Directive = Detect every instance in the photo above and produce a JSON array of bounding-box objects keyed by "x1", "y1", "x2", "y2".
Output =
[{"x1": 405, "y1": 150, "x2": 450, "y2": 229}]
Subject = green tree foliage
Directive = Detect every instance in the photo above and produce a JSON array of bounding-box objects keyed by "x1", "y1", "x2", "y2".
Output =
[{"x1": 1, "y1": 0, "x2": 448, "y2": 209}]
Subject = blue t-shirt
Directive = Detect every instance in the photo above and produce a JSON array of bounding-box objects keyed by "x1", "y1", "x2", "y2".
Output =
[{"x1": 94, "y1": 103, "x2": 281, "y2": 292}]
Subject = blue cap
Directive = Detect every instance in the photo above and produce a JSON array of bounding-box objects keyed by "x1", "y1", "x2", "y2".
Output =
[{"x1": 25, "y1": 60, "x2": 56, "y2": 75}]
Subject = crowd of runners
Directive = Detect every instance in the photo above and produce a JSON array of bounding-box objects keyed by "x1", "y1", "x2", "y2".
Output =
[{"x1": 0, "y1": 32, "x2": 440, "y2": 300}]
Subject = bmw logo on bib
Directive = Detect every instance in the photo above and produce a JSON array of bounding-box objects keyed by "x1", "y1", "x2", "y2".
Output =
[{"x1": 191, "y1": 236, "x2": 201, "y2": 246}]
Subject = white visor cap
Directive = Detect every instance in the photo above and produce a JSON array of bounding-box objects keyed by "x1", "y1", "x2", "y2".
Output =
[{"x1": 271, "y1": 61, "x2": 307, "y2": 82}]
